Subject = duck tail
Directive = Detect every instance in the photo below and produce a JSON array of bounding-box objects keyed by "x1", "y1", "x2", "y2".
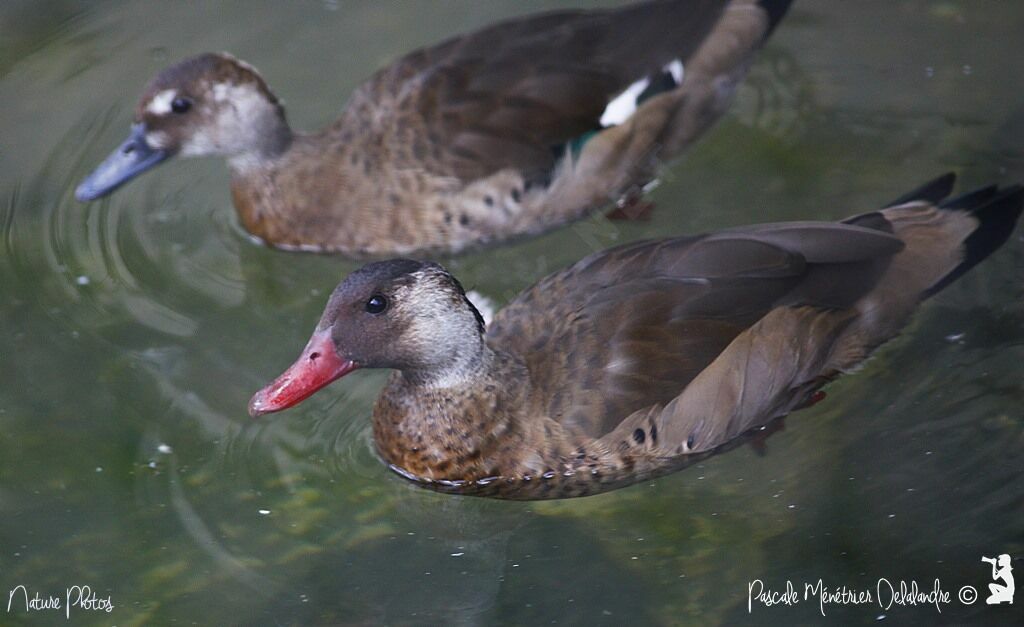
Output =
[
  {"x1": 875, "y1": 174, "x2": 1022, "y2": 299},
  {"x1": 923, "y1": 182, "x2": 1024, "y2": 297},
  {"x1": 824, "y1": 177, "x2": 1021, "y2": 374}
]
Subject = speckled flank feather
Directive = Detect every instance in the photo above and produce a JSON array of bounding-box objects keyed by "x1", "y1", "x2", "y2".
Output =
[
  {"x1": 261, "y1": 175, "x2": 1021, "y2": 499},
  {"x1": 80, "y1": 0, "x2": 792, "y2": 257}
]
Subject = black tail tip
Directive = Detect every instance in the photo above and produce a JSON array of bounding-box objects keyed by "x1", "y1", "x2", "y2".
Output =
[
  {"x1": 757, "y1": 0, "x2": 795, "y2": 36},
  {"x1": 885, "y1": 172, "x2": 958, "y2": 207},
  {"x1": 925, "y1": 182, "x2": 1024, "y2": 297}
]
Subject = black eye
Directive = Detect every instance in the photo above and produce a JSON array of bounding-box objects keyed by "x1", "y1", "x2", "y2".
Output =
[
  {"x1": 171, "y1": 97, "x2": 192, "y2": 114},
  {"x1": 365, "y1": 294, "x2": 388, "y2": 314}
]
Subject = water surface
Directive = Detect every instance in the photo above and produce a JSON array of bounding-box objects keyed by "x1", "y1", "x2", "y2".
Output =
[{"x1": 1, "y1": 1, "x2": 1022, "y2": 625}]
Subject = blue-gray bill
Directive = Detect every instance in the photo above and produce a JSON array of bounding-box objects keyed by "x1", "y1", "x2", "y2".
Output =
[{"x1": 75, "y1": 123, "x2": 170, "y2": 201}]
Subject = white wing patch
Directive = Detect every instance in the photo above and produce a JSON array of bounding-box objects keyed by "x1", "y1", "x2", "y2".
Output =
[
  {"x1": 598, "y1": 59, "x2": 685, "y2": 127},
  {"x1": 599, "y1": 78, "x2": 651, "y2": 127},
  {"x1": 665, "y1": 59, "x2": 684, "y2": 84},
  {"x1": 147, "y1": 89, "x2": 178, "y2": 115}
]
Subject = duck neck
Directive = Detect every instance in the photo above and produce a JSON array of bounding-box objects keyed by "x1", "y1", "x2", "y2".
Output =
[
  {"x1": 227, "y1": 127, "x2": 312, "y2": 246},
  {"x1": 399, "y1": 334, "x2": 492, "y2": 389},
  {"x1": 373, "y1": 344, "x2": 532, "y2": 481},
  {"x1": 226, "y1": 119, "x2": 293, "y2": 173}
]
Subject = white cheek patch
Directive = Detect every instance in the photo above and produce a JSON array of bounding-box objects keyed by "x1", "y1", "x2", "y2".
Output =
[
  {"x1": 212, "y1": 82, "x2": 231, "y2": 103},
  {"x1": 210, "y1": 80, "x2": 262, "y2": 106},
  {"x1": 180, "y1": 130, "x2": 217, "y2": 156},
  {"x1": 181, "y1": 82, "x2": 268, "y2": 157},
  {"x1": 400, "y1": 273, "x2": 480, "y2": 340},
  {"x1": 146, "y1": 89, "x2": 178, "y2": 115},
  {"x1": 210, "y1": 82, "x2": 270, "y2": 124}
]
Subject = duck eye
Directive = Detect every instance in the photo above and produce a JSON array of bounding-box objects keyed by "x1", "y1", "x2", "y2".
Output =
[
  {"x1": 171, "y1": 97, "x2": 192, "y2": 114},
  {"x1": 365, "y1": 294, "x2": 388, "y2": 314}
]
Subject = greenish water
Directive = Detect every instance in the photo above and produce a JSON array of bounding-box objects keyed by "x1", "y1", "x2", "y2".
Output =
[{"x1": 1, "y1": 1, "x2": 1022, "y2": 625}]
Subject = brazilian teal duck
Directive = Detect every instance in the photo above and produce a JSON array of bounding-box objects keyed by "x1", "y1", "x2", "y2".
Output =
[
  {"x1": 76, "y1": 0, "x2": 792, "y2": 256},
  {"x1": 249, "y1": 174, "x2": 1023, "y2": 499}
]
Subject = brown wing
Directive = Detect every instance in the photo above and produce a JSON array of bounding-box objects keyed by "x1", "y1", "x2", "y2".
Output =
[
  {"x1": 486, "y1": 224, "x2": 905, "y2": 439},
  {"x1": 346, "y1": 0, "x2": 745, "y2": 183},
  {"x1": 597, "y1": 179, "x2": 1023, "y2": 459}
]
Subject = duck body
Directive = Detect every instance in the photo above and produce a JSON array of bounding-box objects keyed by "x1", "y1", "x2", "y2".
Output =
[
  {"x1": 77, "y1": 0, "x2": 792, "y2": 256},
  {"x1": 250, "y1": 174, "x2": 1023, "y2": 499}
]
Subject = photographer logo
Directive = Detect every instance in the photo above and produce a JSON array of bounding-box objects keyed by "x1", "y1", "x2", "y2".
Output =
[{"x1": 981, "y1": 554, "x2": 1014, "y2": 605}]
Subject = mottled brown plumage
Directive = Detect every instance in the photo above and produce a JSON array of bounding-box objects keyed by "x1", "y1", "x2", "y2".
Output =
[
  {"x1": 76, "y1": 0, "x2": 791, "y2": 256},
  {"x1": 249, "y1": 174, "x2": 1023, "y2": 499}
]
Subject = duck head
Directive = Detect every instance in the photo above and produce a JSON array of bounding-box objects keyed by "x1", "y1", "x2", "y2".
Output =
[
  {"x1": 76, "y1": 53, "x2": 291, "y2": 201},
  {"x1": 249, "y1": 260, "x2": 487, "y2": 417}
]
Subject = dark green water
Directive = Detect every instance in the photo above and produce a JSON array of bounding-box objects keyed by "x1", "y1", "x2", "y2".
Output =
[{"x1": 1, "y1": 1, "x2": 1022, "y2": 625}]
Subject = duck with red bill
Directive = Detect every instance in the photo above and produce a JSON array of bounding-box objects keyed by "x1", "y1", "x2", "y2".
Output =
[{"x1": 243, "y1": 180, "x2": 1024, "y2": 500}]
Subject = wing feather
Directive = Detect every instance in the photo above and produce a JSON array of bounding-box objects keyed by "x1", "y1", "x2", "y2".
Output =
[{"x1": 487, "y1": 223, "x2": 903, "y2": 438}]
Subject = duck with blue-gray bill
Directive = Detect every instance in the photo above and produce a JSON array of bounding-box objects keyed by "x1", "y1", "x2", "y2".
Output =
[{"x1": 76, "y1": 0, "x2": 792, "y2": 257}]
